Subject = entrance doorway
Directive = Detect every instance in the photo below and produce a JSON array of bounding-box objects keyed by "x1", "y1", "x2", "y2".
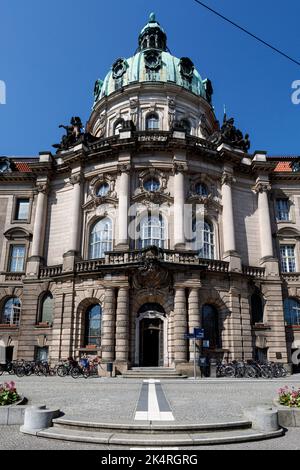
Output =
[
  {"x1": 136, "y1": 303, "x2": 167, "y2": 367},
  {"x1": 140, "y1": 318, "x2": 163, "y2": 367}
]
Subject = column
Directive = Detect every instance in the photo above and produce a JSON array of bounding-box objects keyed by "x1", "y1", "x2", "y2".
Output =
[
  {"x1": 221, "y1": 171, "x2": 236, "y2": 254},
  {"x1": 221, "y1": 170, "x2": 241, "y2": 272},
  {"x1": 63, "y1": 173, "x2": 82, "y2": 272},
  {"x1": 115, "y1": 287, "x2": 129, "y2": 364},
  {"x1": 31, "y1": 180, "x2": 48, "y2": 257},
  {"x1": 188, "y1": 288, "x2": 200, "y2": 362},
  {"x1": 26, "y1": 179, "x2": 48, "y2": 277},
  {"x1": 117, "y1": 164, "x2": 130, "y2": 248},
  {"x1": 101, "y1": 288, "x2": 116, "y2": 363},
  {"x1": 174, "y1": 287, "x2": 188, "y2": 363},
  {"x1": 173, "y1": 163, "x2": 186, "y2": 248},
  {"x1": 69, "y1": 173, "x2": 83, "y2": 254},
  {"x1": 255, "y1": 179, "x2": 274, "y2": 260}
]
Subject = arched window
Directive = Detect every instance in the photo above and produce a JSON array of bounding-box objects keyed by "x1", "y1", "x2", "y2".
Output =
[
  {"x1": 284, "y1": 298, "x2": 300, "y2": 326},
  {"x1": 139, "y1": 214, "x2": 165, "y2": 249},
  {"x1": 114, "y1": 119, "x2": 124, "y2": 135},
  {"x1": 202, "y1": 304, "x2": 220, "y2": 349},
  {"x1": 38, "y1": 293, "x2": 54, "y2": 325},
  {"x1": 193, "y1": 220, "x2": 215, "y2": 259},
  {"x1": 146, "y1": 113, "x2": 159, "y2": 131},
  {"x1": 84, "y1": 304, "x2": 102, "y2": 347},
  {"x1": 1, "y1": 298, "x2": 21, "y2": 326},
  {"x1": 180, "y1": 119, "x2": 191, "y2": 135},
  {"x1": 89, "y1": 218, "x2": 113, "y2": 260},
  {"x1": 251, "y1": 291, "x2": 264, "y2": 325}
]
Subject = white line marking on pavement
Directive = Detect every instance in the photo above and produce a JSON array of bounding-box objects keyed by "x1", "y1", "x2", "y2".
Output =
[
  {"x1": 148, "y1": 380, "x2": 161, "y2": 421},
  {"x1": 135, "y1": 379, "x2": 175, "y2": 421}
]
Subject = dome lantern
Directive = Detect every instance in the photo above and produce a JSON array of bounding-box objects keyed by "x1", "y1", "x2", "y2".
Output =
[{"x1": 138, "y1": 12, "x2": 167, "y2": 52}]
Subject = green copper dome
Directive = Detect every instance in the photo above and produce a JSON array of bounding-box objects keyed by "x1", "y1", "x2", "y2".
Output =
[{"x1": 93, "y1": 14, "x2": 212, "y2": 106}]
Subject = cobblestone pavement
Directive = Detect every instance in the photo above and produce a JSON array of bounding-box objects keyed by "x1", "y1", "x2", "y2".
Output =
[{"x1": 0, "y1": 375, "x2": 299, "y2": 450}]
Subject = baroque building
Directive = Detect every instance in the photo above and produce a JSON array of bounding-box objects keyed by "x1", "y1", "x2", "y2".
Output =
[{"x1": 1, "y1": 14, "x2": 300, "y2": 375}]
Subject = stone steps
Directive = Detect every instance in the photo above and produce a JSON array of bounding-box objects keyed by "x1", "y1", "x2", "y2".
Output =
[
  {"x1": 123, "y1": 368, "x2": 186, "y2": 379},
  {"x1": 52, "y1": 417, "x2": 253, "y2": 434},
  {"x1": 23, "y1": 424, "x2": 284, "y2": 447}
]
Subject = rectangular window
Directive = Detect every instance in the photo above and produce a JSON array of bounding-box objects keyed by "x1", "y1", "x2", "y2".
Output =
[
  {"x1": 15, "y1": 199, "x2": 30, "y2": 221},
  {"x1": 9, "y1": 245, "x2": 26, "y2": 272},
  {"x1": 280, "y1": 245, "x2": 296, "y2": 273},
  {"x1": 276, "y1": 199, "x2": 290, "y2": 222}
]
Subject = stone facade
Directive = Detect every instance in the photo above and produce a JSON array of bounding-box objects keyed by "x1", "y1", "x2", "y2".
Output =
[{"x1": 0, "y1": 15, "x2": 300, "y2": 375}]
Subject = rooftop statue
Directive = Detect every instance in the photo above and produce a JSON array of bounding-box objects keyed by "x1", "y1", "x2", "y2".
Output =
[
  {"x1": 209, "y1": 114, "x2": 251, "y2": 153},
  {"x1": 52, "y1": 117, "x2": 84, "y2": 152}
]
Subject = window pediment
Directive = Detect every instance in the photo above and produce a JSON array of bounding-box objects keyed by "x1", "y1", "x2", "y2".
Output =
[
  {"x1": 277, "y1": 227, "x2": 300, "y2": 239},
  {"x1": 4, "y1": 227, "x2": 32, "y2": 240}
]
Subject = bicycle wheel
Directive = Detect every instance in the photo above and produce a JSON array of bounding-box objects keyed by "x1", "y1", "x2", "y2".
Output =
[
  {"x1": 260, "y1": 366, "x2": 272, "y2": 379},
  {"x1": 224, "y1": 365, "x2": 235, "y2": 378},
  {"x1": 57, "y1": 365, "x2": 68, "y2": 377},
  {"x1": 245, "y1": 365, "x2": 256, "y2": 378},
  {"x1": 16, "y1": 366, "x2": 25, "y2": 378},
  {"x1": 0, "y1": 366, "x2": 4, "y2": 376},
  {"x1": 71, "y1": 366, "x2": 81, "y2": 379}
]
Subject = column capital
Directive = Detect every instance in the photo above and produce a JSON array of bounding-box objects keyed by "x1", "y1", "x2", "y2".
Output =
[
  {"x1": 117, "y1": 163, "x2": 131, "y2": 175},
  {"x1": 172, "y1": 162, "x2": 188, "y2": 175},
  {"x1": 221, "y1": 171, "x2": 236, "y2": 186},
  {"x1": 35, "y1": 179, "x2": 49, "y2": 194},
  {"x1": 252, "y1": 180, "x2": 272, "y2": 194},
  {"x1": 69, "y1": 172, "x2": 83, "y2": 186}
]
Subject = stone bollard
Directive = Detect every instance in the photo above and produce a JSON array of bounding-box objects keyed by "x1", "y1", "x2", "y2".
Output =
[
  {"x1": 244, "y1": 407, "x2": 279, "y2": 432},
  {"x1": 21, "y1": 405, "x2": 59, "y2": 433}
]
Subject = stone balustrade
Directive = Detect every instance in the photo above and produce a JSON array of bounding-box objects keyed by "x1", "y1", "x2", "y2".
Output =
[
  {"x1": 282, "y1": 272, "x2": 300, "y2": 283},
  {"x1": 39, "y1": 265, "x2": 63, "y2": 279},
  {"x1": 242, "y1": 266, "x2": 266, "y2": 278},
  {"x1": 36, "y1": 251, "x2": 275, "y2": 279}
]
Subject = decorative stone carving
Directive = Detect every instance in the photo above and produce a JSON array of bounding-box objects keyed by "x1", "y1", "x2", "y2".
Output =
[
  {"x1": 144, "y1": 50, "x2": 162, "y2": 71},
  {"x1": 221, "y1": 172, "x2": 236, "y2": 187},
  {"x1": 133, "y1": 169, "x2": 171, "y2": 205},
  {"x1": 0, "y1": 158, "x2": 12, "y2": 174},
  {"x1": 132, "y1": 247, "x2": 171, "y2": 290},
  {"x1": 209, "y1": 115, "x2": 251, "y2": 153},
  {"x1": 97, "y1": 112, "x2": 107, "y2": 137},
  {"x1": 35, "y1": 181, "x2": 49, "y2": 194},
  {"x1": 93, "y1": 79, "x2": 103, "y2": 104},
  {"x1": 52, "y1": 117, "x2": 84, "y2": 152},
  {"x1": 179, "y1": 57, "x2": 194, "y2": 82},
  {"x1": 69, "y1": 173, "x2": 83, "y2": 186},
  {"x1": 130, "y1": 99, "x2": 139, "y2": 126},
  {"x1": 117, "y1": 163, "x2": 131, "y2": 175},
  {"x1": 252, "y1": 182, "x2": 272, "y2": 194},
  {"x1": 168, "y1": 97, "x2": 176, "y2": 126},
  {"x1": 112, "y1": 58, "x2": 129, "y2": 79},
  {"x1": 83, "y1": 174, "x2": 118, "y2": 210},
  {"x1": 172, "y1": 162, "x2": 188, "y2": 175}
]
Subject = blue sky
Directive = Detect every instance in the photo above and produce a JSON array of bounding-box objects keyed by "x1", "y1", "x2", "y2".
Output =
[{"x1": 1, "y1": 0, "x2": 300, "y2": 156}]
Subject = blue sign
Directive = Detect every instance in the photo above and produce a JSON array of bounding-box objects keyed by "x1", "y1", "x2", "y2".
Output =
[
  {"x1": 194, "y1": 328, "x2": 205, "y2": 339},
  {"x1": 184, "y1": 334, "x2": 195, "y2": 340}
]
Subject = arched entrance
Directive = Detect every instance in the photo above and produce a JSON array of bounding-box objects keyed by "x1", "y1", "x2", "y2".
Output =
[{"x1": 135, "y1": 303, "x2": 168, "y2": 367}]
